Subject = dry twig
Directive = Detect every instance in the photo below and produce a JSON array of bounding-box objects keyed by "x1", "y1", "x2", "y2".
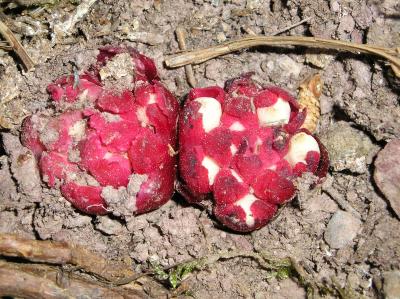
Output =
[
  {"x1": 0, "y1": 233, "x2": 135, "y2": 282},
  {"x1": 0, "y1": 261, "x2": 148, "y2": 299},
  {"x1": 118, "y1": 31, "x2": 164, "y2": 46},
  {"x1": 0, "y1": 233, "x2": 171, "y2": 298},
  {"x1": 165, "y1": 35, "x2": 400, "y2": 78},
  {"x1": 0, "y1": 41, "x2": 12, "y2": 50},
  {"x1": 176, "y1": 26, "x2": 196, "y2": 87},
  {"x1": 270, "y1": 17, "x2": 312, "y2": 36},
  {"x1": 0, "y1": 19, "x2": 34, "y2": 70}
]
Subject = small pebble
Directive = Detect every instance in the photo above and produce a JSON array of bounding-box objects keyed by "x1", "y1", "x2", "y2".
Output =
[
  {"x1": 338, "y1": 15, "x2": 355, "y2": 33},
  {"x1": 324, "y1": 211, "x2": 361, "y2": 249},
  {"x1": 276, "y1": 55, "x2": 302, "y2": 78},
  {"x1": 216, "y1": 32, "x2": 227, "y2": 42},
  {"x1": 320, "y1": 121, "x2": 378, "y2": 173},
  {"x1": 305, "y1": 51, "x2": 335, "y2": 69}
]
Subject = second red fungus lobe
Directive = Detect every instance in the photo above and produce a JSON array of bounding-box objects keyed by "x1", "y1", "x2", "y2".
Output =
[{"x1": 179, "y1": 75, "x2": 329, "y2": 232}]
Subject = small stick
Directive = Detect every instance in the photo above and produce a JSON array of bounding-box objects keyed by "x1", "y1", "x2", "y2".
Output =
[
  {"x1": 0, "y1": 41, "x2": 12, "y2": 51},
  {"x1": 0, "y1": 233, "x2": 135, "y2": 282},
  {"x1": 0, "y1": 261, "x2": 148, "y2": 299},
  {"x1": 270, "y1": 17, "x2": 312, "y2": 36},
  {"x1": 118, "y1": 31, "x2": 164, "y2": 46},
  {"x1": 0, "y1": 20, "x2": 34, "y2": 70},
  {"x1": 242, "y1": 25, "x2": 257, "y2": 36},
  {"x1": 175, "y1": 26, "x2": 196, "y2": 87},
  {"x1": 164, "y1": 35, "x2": 400, "y2": 78}
]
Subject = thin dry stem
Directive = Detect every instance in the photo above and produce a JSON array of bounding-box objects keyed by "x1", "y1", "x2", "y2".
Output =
[
  {"x1": 176, "y1": 26, "x2": 196, "y2": 87},
  {"x1": 0, "y1": 233, "x2": 135, "y2": 282},
  {"x1": 242, "y1": 25, "x2": 257, "y2": 36},
  {"x1": 0, "y1": 41, "x2": 12, "y2": 50},
  {"x1": 271, "y1": 17, "x2": 312, "y2": 36},
  {"x1": 165, "y1": 35, "x2": 400, "y2": 77},
  {"x1": 0, "y1": 261, "x2": 147, "y2": 299},
  {"x1": 0, "y1": 233, "x2": 170, "y2": 297},
  {"x1": 0, "y1": 20, "x2": 34, "y2": 70}
]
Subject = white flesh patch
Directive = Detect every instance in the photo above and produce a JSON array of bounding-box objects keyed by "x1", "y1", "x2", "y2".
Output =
[
  {"x1": 68, "y1": 120, "x2": 86, "y2": 141},
  {"x1": 136, "y1": 106, "x2": 149, "y2": 127},
  {"x1": 102, "y1": 112, "x2": 121, "y2": 122},
  {"x1": 229, "y1": 121, "x2": 245, "y2": 131},
  {"x1": 78, "y1": 89, "x2": 89, "y2": 101},
  {"x1": 104, "y1": 152, "x2": 113, "y2": 160},
  {"x1": 195, "y1": 97, "x2": 222, "y2": 133},
  {"x1": 103, "y1": 132, "x2": 120, "y2": 144},
  {"x1": 231, "y1": 169, "x2": 243, "y2": 182},
  {"x1": 148, "y1": 93, "x2": 157, "y2": 104},
  {"x1": 284, "y1": 132, "x2": 320, "y2": 167},
  {"x1": 201, "y1": 156, "x2": 220, "y2": 185},
  {"x1": 257, "y1": 98, "x2": 291, "y2": 127},
  {"x1": 230, "y1": 144, "x2": 238, "y2": 155},
  {"x1": 234, "y1": 194, "x2": 257, "y2": 227}
]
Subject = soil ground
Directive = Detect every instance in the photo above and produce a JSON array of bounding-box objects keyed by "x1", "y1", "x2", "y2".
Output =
[{"x1": 0, "y1": 0, "x2": 399, "y2": 298}]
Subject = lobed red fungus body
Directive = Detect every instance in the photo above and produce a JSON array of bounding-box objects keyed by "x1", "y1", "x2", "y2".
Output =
[
  {"x1": 22, "y1": 49, "x2": 328, "y2": 232},
  {"x1": 179, "y1": 75, "x2": 329, "y2": 232},
  {"x1": 22, "y1": 47, "x2": 179, "y2": 215}
]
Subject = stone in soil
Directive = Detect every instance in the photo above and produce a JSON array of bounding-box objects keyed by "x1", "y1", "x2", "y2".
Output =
[
  {"x1": 324, "y1": 210, "x2": 362, "y2": 249},
  {"x1": 320, "y1": 121, "x2": 378, "y2": 174},
  {"x1": 374, "y1": 139, "x2": 400, "y2": 218}
]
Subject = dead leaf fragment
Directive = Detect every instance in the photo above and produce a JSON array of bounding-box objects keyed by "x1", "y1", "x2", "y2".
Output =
[{"x1": 298, "y1": 73, "x2": 322, "y2": 133}]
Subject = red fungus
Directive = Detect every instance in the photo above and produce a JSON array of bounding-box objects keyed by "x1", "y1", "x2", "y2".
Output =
[
  {"x1": 179, "y1": 75, "x2": 329, "y2": 232},
  {"x1": 21, "y1": 48, "x2": 328, "y2": 231},
  {"x1": 21, "y1": 47, "x2": 179, "y2": 215}
]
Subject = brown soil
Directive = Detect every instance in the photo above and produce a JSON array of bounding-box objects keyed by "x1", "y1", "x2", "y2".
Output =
[{"x1": 0, "y1": 0, "x2": 399, "y2": 298}]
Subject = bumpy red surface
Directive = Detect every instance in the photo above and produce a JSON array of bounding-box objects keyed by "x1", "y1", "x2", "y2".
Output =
[
  {"x1": 179, "y1": 75, "x2": 329, "y2": 232},
  {"x1": 22, "y1": 47, "x2": 179, "y2": 215}
]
